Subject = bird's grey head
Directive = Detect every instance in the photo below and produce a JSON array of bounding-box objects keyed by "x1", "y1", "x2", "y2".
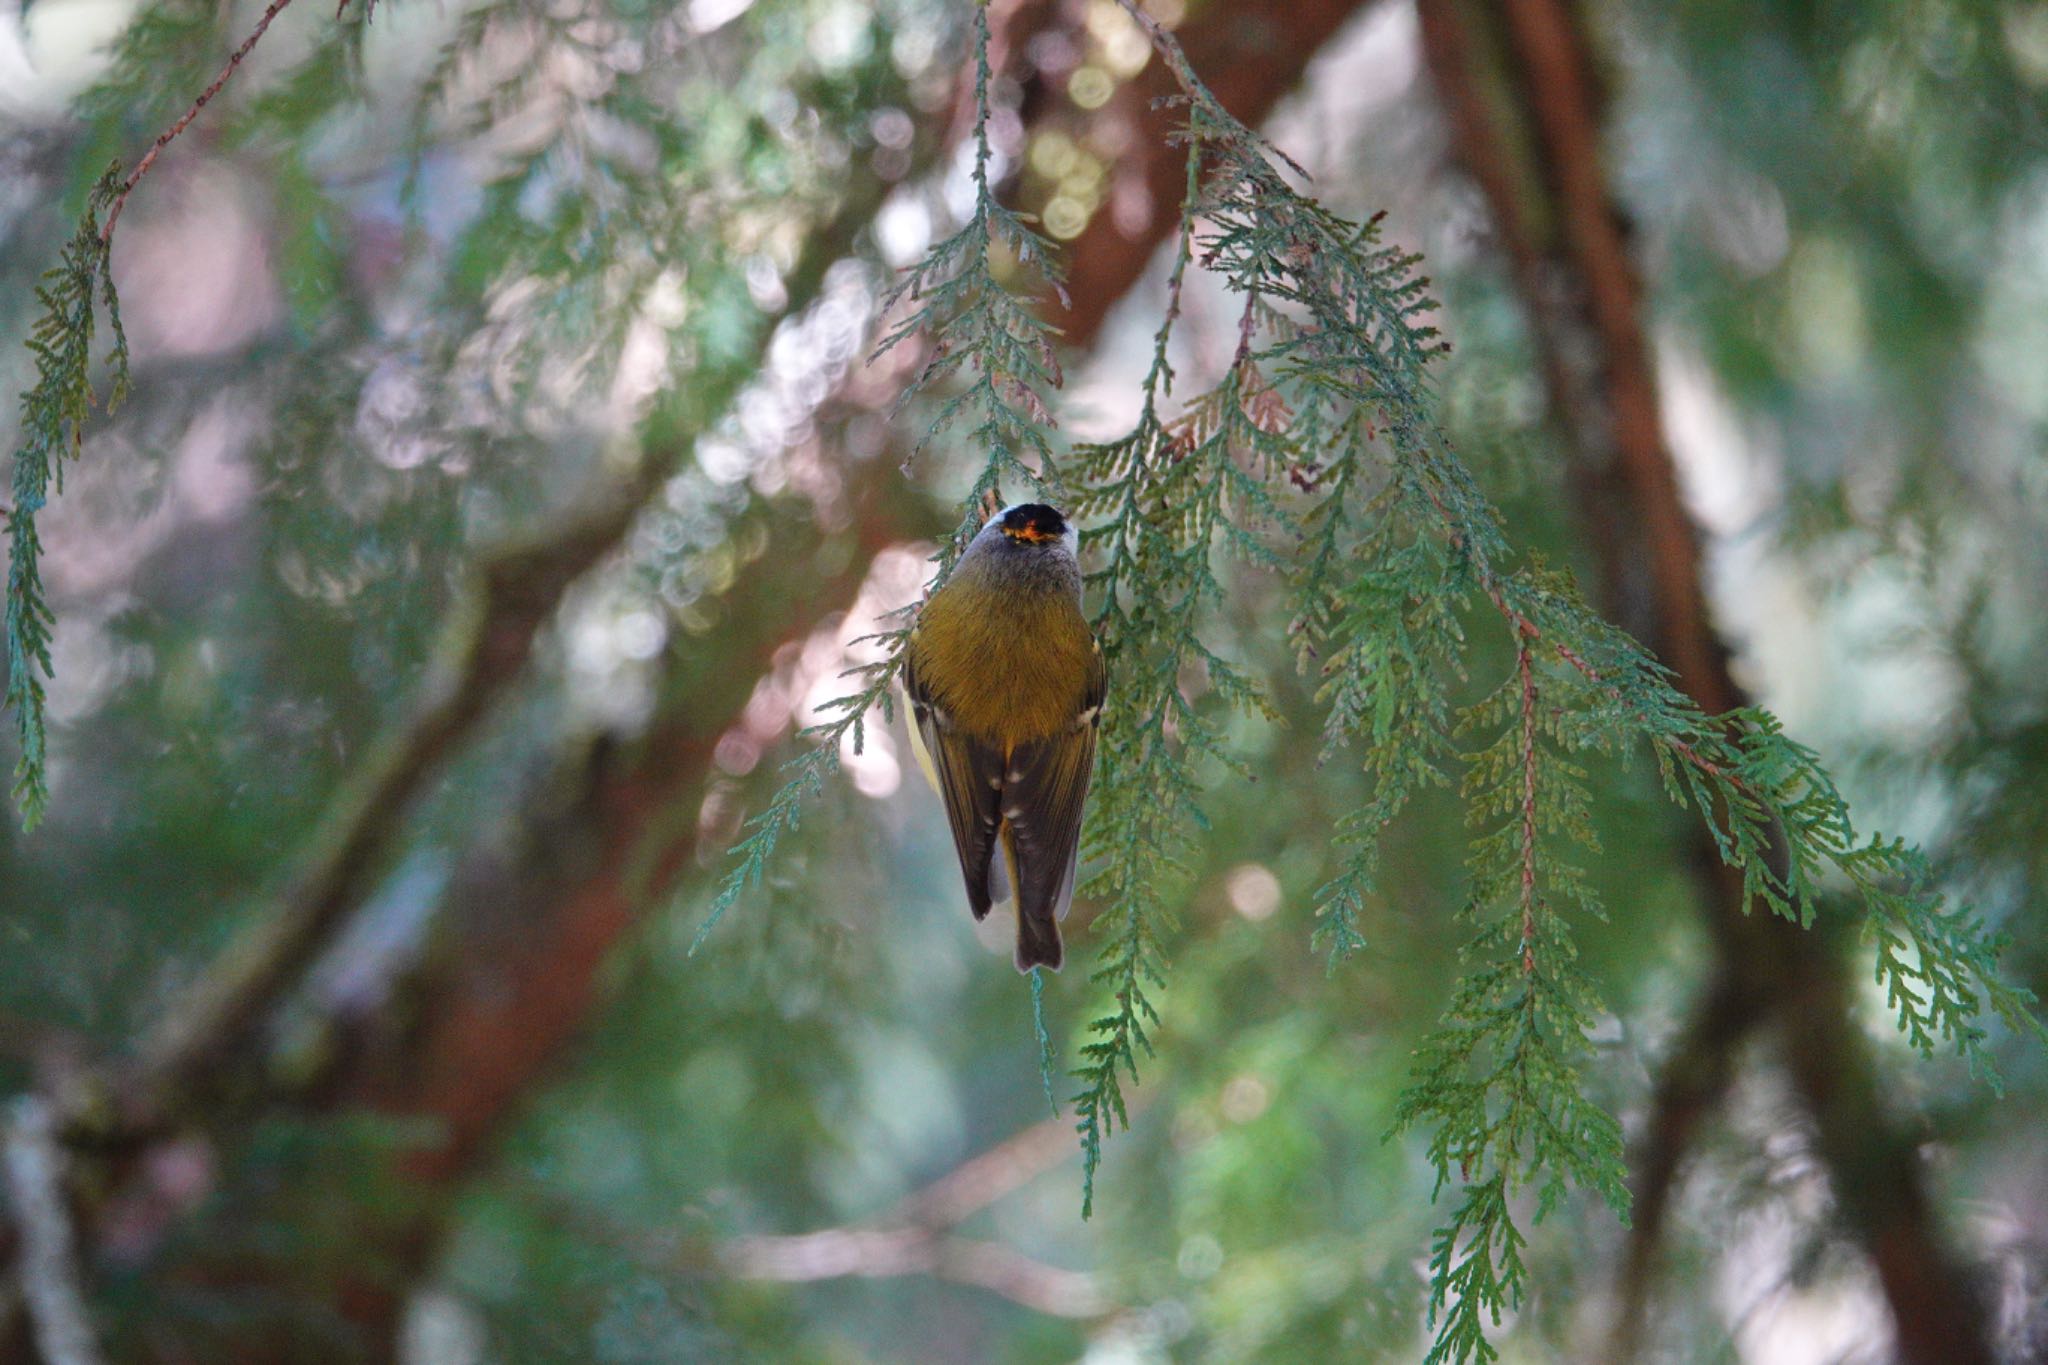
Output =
[{"x1": 961, "y1": 502, "x2": 1079, "y2": 597}]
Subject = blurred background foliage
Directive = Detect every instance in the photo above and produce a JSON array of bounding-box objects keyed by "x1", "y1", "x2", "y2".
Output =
[{"x1": 3, "y1": 0, "x2": 2048, "y2": 1361}]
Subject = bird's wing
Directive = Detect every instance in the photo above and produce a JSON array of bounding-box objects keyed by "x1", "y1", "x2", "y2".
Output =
[
  {"x1": 904, "y1": 654, "x2": 1006, "y2": 921},
  {"x1": 1000, "y1": 641, "x2": 1106, "y2": 965}
]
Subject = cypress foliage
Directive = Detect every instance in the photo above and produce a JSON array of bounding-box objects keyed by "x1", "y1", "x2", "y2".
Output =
[
  {"x1": 6, "y1": 166, "x2": 129, "y2": 828},
  {"x1": 10, "y1": 2, "x2": 2040, "y2": 1358},
  {"x1": 743, "y1": 11, "x2": 2043, "y2": 1357}
]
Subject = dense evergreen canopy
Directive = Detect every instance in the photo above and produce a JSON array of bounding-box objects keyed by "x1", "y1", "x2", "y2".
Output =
[{"x1": 5, "y1": 0, "x2": 2048, "y2": 1361}]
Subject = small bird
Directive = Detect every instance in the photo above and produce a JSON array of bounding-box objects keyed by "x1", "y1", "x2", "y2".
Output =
[{"x1": 903, "y1": 502, "x2": 1105, "y2": 971}]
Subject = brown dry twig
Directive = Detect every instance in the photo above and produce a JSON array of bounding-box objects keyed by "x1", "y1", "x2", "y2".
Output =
[
  {"x1": 507, "y1": 1117, "x2": 1112, "y2": 1322},
  {"x1": 100, "y1": 0, "x2": 305, "y2": 247}
]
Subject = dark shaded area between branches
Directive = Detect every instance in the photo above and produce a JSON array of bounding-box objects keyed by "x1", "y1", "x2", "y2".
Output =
[
  {"x1": 3, "y1": 76, "x2": 913, "y2": 1365},
  {"x1": 1414, "y1": 2, "x2": 1994, "y2": 1361},
  {"x1": 0, "y1": 3, "x2": 1370, "y2": 1357}
]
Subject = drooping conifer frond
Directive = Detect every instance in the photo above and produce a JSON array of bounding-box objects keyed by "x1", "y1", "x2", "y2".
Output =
[
  {"x1": 871, "y1": 2, "x2": 1067, "y2": 562},
  {"x1": 697, "y1": 0, "x2": 1067, "y2": 953},
  {"x1": 16, "y1": 3, "x2": 2036, "y2": 1357},
  {"x1": 7, "y1": 0, "x2": 328, "y2": 827},
  {"x1": 1060, "y1": 123, "x2": 1295, "y2": 1215},
  {"x1": 5, "y1": 165, "x2": 129, "y2": 828}
]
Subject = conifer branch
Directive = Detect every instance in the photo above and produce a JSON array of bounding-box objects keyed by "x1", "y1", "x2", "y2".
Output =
[
  {"x1": 872, "y1": 1, "x2": 1067, "y2": 560},
  {"x1": 1516, "y1": 641, "x2": 1539, "y2": 974},
  {"x1": 1066, "y1": 122, "x2": 1302, "y2": 1215},
  {"x1": 98, "y1": 0, "x2": 305, "y2": 247},
  {"x1": 1080, "y1": 8, "x2": 2037, "y2": 1356},
  {"x1": 1416, "y1": 4, "x2": 2019, "y2": 1359},
  {"x1": 5, "y1": 169, "x2": 128, "y2": 827},
  {"x1": 1050, "y1": 0, "x2": 1374, "y2": 344},
  {"x1": 688, "y1": 614, "x2": 912, "y2": 956},
  {"x1": 7, "y1": 0, "x2": 309, "y2": 827},
  {"x1": 697, "y1": 0, "x2": 1068, "y2": 957}
]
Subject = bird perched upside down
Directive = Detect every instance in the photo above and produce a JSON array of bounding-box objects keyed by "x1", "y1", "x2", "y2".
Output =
[{"x1": 904, "y1": 502, "x2": 1105, "y2": 971}]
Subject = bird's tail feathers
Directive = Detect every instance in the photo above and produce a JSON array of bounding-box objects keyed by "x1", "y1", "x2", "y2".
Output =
[{"x1": 1014, "y1": 905, "x2": 1063, "y2": 972}]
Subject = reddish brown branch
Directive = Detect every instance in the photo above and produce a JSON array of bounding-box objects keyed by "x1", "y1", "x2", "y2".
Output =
[
  {"x1": 1412, "y1": 0, "x2": 1637, "y2": 630},
  {"x1": 890, "y1": 1116, "x2": 1081, "y2": 1228},
  {"x1": 1052, "y1": 0, "x2": 1378, "y2": 342},
  {"x1": 1491, "y1": 0, "x2": 1734, "y2": 713},
  {"x1": 525, "y1": 1118, "x2": 1108, "y2": 1321},
  {"x1": 357, "y1": 495, "x2": 919, "y2": 1186},
  {"x1": 122, "y1": 486, "x2": 657, "y2": 1129},
  {"x1": 101, "y1": 0, "x2": 304, "y2": 246},
  {"x1": 1232, "y1": 288, "x2": 1260, "y2": 368}
]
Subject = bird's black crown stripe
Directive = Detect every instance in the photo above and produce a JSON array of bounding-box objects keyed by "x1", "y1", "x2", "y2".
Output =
[{"x1": 1001, "y1": 503, "x2": 1068, "y2": 536}]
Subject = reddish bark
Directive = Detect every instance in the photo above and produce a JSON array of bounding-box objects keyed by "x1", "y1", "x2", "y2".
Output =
[
  {"x1": 1048, "y1": 0, "x2": 1380, "y2": 344},
  {"x1": 360, "y1": 502, "x2": 908, "y2": 1185}
]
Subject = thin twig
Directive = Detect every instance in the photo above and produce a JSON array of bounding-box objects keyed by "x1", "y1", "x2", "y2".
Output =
[
  {"x1": 889, "y1": 1117, "x2": 1079, "y2": 1228},
  {"x1": 101, "y1": 0, "x2": 303, "y2": 246},
  {"x1": 717, "y1": 1230, "x2": 1111, "y2": 1319},
  {"x1": 518, "y1": 1116, "x2": 1113, "y2": 1320},
  {"x1": 713, "y1": 1115, "x2": 1114, "y2": 1317},
  {"x1": 1516, "y1": 640, "x2": 1539, "y2": 974},
  {"x1": 1231, "y1": 287, "x2": 1259, "y2": 368},
  {"x1": 2, "y1": 1101, "x2": 104, "y2": 1365}
]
